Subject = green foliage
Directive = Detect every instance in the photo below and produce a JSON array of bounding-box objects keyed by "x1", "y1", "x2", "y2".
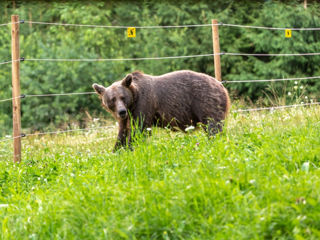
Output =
[
  {"x1": 225, "y1": 1, "x2": 320, "y2": 100},
  {"x1": 0, "y1": 106, "x2": 320, "y2": 239},
  {"x1": 0, "y1": 0, "x2": 319, "y2": 135}
]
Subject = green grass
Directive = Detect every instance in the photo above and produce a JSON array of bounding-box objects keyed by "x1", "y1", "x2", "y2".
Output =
[{"x1": 0, "y1": 106, "x2": 320, "y2": 239}]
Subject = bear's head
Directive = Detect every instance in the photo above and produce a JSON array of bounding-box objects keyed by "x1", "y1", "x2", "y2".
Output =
[{"x1": 92, "y1": 74, "x2": 134, "y2": 120}]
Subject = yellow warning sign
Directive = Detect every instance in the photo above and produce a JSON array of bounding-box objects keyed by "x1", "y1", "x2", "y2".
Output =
[
  {"x1": 127, "y1": 27, "x2": 136, "y2": 38},
  {"x1": 285, "y1": 29, "x2": 292, "y2": 38}
]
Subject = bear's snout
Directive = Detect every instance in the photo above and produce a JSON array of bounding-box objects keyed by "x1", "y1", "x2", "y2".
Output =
[{"x1": 118, "y1": 109, "x2": 127, "y2": 119}]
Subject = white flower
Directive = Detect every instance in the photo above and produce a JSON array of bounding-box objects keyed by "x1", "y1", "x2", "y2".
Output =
[
  {"x1": 302, "y1": 162, "x2": 309, "y2": 172},
  {"x1": 305, "y1": 96, "x2": 308, "y2": 99},
  {"x1": 294, "y1": 81, "x2": 298, "y2": 85},
  {"x1": 249, "y1": 179, "x2": 256, "y2": 184},
  {"x1": 300, "y1": 86, "x2": 303, "y2": 89},
  {"x1": 294, "y1": 86, "x2": 298, "y2": 90},
  {"x1": 288, "y1": 92, "x2": 291, "y2": 96},
  {"x1": 185, "y1": 126, "x2": 195, "y2": 132},
  {"x1": 146, "y1": 128, "x2": 152, "y2": 131}
]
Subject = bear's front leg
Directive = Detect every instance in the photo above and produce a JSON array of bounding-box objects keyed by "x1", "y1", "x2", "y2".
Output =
[{"x1": 113, "y1": 118, "x2": 131, "y2": 152}]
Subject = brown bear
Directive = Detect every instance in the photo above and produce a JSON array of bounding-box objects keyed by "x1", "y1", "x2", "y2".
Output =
[{"x1": 92, "y1": 70, "x2": 230, "y2": 151}]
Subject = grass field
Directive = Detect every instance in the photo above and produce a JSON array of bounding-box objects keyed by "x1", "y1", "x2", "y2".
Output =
[{"x1": 0, "y1": 106, "x2": 320, "y2": 239}]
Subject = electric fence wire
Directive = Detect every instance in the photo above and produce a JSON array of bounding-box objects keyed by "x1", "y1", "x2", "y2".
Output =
[
  {"x1": 0, "y1": 21, "x2": 21, "y2": 27},
  {"x1": 26, "y1": 92, "x2": 96, "y2": 97},
  {"x1": 223, "y1": 75, "x2": 320, "y2": 83},
  {"x1": 0, "y1": 93, "x2": 96, "y2": 103},
  {"x1": 0, "y1": 59, "x2": 25, "y2": 65},
  {"x1": 0, "y1": 125, "x2": 115, "y2": 143},
  {"x1": 0, "y1": 23, "x2": 10, "y2": 27},
  {"x1": 23, "y1": 20, "x2": 217, "y2": 29},
  {"x1": 0, "y1": 135, "x2": 22, "y2": 143},
  {"x1": 5, "y1": 20, "x2": 320, "y2": 31},
  {"x1": 233, "y1": 102, "x2": 320, "y2": 113},
  {"x1": 224, "y1": 52, "x2": 320, "y2": 56},
  {"x1": 2, "y1": 53, "x2": 320, "y2": 66},
  {"x1": 24, "y1": 125, "x2": 114, "y2": 137},
  {"x1": 221, "y1": 23, "x2": 320, "y2": 31},
  {"x1": 23, "y1": 53, "x2": 218, "y2": 62},
  {"x1": 20, "y1": 51, "x2": 320, "y2": 63},
  {"x1": 1, "y1": 74, "x2": 320, "y2": 103},
  {"x1": 0, "y1": 60, "x2": 12, "y2": 65},
  {"x1": 0, "y1": 96, "x2": 22, "y2": 103}
]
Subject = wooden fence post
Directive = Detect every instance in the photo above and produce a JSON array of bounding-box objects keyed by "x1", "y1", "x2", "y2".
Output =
[
  {"x1": 211, "y1": 19, "x2": 222, "y2": 82},
  {"x1": 11, "y1": 15, "x2": 21, "y2": 163}
]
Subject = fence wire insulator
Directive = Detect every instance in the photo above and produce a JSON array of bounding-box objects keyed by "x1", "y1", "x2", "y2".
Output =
[
  {"x1": 20, "y1": 57, "x2": 25, "y2": 62},
  {"x1": 19, "y1": 20, "x2": 25, "y2": 24},
  {"x1": 20, "y1": 94, "x2": 26, "y2": 98},
  {"x1": 21, "y1": 133, "x2": 26, "y2": 138}
]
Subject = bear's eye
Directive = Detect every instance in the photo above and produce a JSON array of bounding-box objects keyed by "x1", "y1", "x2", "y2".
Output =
[
  {"x1": 120, "y1": 96, "x2": 125, "y2": 101},
  {"x1": 111, "y1": 97, "x2": 116, "y2": 103}
]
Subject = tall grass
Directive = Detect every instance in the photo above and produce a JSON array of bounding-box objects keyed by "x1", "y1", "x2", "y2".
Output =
[{"x1": 0, "y1": 106, "x2": 320, "y2": 239}]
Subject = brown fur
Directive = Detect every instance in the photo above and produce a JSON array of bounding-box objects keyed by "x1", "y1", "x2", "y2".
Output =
[{"x1": 93, "y1": 70, "x2": 230, "y2": 151}]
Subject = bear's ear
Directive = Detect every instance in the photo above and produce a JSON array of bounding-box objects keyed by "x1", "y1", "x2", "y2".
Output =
[
  {"x1": 122, "y1": 74, "x2": 132, "y2": 88},
  {"x1": 92, "y1": 83, "x2": 105, "y2": 95}
]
